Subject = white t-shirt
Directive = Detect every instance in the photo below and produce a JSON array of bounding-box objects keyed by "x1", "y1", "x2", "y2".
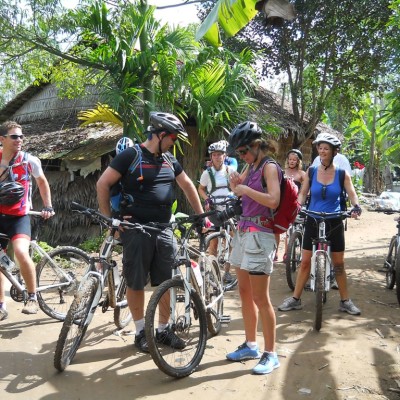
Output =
[
  {"x1": 199, "y1": 165, "x2": 234, "y2": 209},
  {"x1": 311, "y1": 153, "x2": 352, "y2": 174}
]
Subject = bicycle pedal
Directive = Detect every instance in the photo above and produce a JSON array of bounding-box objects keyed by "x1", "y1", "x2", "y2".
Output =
[{"x1": 220, "y1": 315, "x2": 231, "y2": 324}]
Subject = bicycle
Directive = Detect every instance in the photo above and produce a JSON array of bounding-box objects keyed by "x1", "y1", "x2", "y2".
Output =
[
  {"x1": 0, "y1": 211, "x2": 91, "y2": 321},
  {"x1": 206, "y1": 196, "x2": 238, "y2": 291},
  {"x1": 299, "y1": 209, "x2": 350, "y2": 331},
  {"x1": 145, "y1": 209, "x2": 231, "y2": 378},
  {"x1": 54, "y1": 202, "x2": 160, "y2": 372},
  {"x1": 379, "y1": 209, "x2": 400, "y2": 304},
  {"x1": 285, "y1": 213, "x2": 305, "y2": 290}
]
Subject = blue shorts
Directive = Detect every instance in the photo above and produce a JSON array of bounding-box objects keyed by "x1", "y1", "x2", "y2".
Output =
[
  {"x1": 229, "y1": 230, "x2": 276, "y2": 275},
  {"x1": 120, "y1": 227, "x2": 177, "y2": 290}
]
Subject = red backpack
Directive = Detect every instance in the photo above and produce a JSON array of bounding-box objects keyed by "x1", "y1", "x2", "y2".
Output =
[{"x1": 261, "y1": 158, "x2": 301, "y2": 234}]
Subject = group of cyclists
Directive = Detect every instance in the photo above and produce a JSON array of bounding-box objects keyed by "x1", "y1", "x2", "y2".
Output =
[{"x1": 0, "y1": 112, "x2": 362, "y2": 376}]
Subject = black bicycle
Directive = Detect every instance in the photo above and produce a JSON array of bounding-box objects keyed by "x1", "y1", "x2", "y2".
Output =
[{"x1": 54, "y1": 202, "x2": 160, "y2": 372}]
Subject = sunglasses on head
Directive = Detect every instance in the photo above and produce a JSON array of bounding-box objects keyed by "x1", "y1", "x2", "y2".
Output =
[
  {"x1": 5, "y1": 134, "x2": 24, "y2": 140},
  {"x1": 235, "y1": 146, "x2": 251, "y2": 156}
]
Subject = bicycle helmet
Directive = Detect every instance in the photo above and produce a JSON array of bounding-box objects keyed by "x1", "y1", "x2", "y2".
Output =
[
  {"x1": 208, "y1": 141, "x2": 227, "y2": 154},
  {"x1": 0, "y1": 181, "x2": 25, "y2": 205},
  {"x1": 286, "y1": 149, "x2": 303, "y2": 160},
  {"x1": 149, "y1": 112, "x2": 188, "y2": 137},
  {"x1": 115, "y1": 137, "x2": 134, "y2": 155},
  {"x1": 312, "y1": 132, "x2": 341, "y2": 148},
  {"x1": 228, "y1": 121, "x2": 262, "y2": 150}
]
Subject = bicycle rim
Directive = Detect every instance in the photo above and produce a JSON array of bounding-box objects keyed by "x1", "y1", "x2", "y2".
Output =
[
  {"x1": 314, "y1": 253, "x2": 325, "y2": 332},
  {"x1": 145, "y1": 279, "x2": 207, "y2": 378},
  {"x1": 54, "y1": 276, "x2": 98, "y2": 371},
  {"x1": 206, "y1": 259, "x2": 223, "y2": 336},
  {"x1": 36, "y1": 247, "x2": 91, "y2": 321},
  {"x1": 385, "y1": 237, "x2": 397, "y2": 289},
  {"x1": 286, "y1": 231, "x2": 302, "y2": 291},
  {"x1": 113, "y1": 276, "x2": 132, "y2": 329}
]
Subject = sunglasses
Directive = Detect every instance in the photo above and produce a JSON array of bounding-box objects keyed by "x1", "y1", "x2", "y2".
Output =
[
  {"x1": 168, "y1": 134, "x2": 178, "y2": 142},
  {"x1": 6, "y1": 134, "x2": 24, "y2": 140},
  {"x1": 236, "y1": 146, "x2": 251, "y2": 156},
  {"x1": 321, "y1": 185, "x2": 327, "y2": 200}
]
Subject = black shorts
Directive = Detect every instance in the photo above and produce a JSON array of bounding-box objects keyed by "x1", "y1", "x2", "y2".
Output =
[
  {"x1": 120, "y1": 226, "x2": 177, "y2": 290},
  {"x1": 302, "y1": 217, "x2": 345, "y2": 252},
  {"x1": 0, "y1": 214, "x2": 31, "y2": 249}
]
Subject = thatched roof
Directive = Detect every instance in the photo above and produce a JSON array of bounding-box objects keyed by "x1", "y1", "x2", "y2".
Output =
[{"x1": 22, "y1": 122, "x2": 122, "y2": 160}]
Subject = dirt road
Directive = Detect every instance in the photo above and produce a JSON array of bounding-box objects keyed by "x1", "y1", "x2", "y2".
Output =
[{"x1": 1, "y1": 208, "x2": 400, "y2": 400}]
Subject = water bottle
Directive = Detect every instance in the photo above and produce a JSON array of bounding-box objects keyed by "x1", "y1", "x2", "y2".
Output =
[
  {"x1": 190, "y1": 260, "x2": 203, "y2": 288},
  {"x1": 0, "y1": 249, "x2": 15, "y2": 272}
]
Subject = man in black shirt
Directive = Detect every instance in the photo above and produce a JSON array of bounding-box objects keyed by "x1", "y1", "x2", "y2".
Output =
[{"x1": 97, "y1": 112, "x2": 204, "y2": 353}]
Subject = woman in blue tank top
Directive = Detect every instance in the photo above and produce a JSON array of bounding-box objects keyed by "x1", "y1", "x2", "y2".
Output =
[{"x1": 278, "y1": 133, "x2": 362, "y2": 316}]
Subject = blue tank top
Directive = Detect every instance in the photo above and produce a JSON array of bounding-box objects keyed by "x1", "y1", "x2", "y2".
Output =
[{"x1": 309, "y1": 169, "x2": 341, "y2": 215}]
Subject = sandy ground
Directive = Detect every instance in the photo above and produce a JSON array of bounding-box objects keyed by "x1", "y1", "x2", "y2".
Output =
[{"x1": 1, "y1": 207, "x2": 400, "y2": 400}]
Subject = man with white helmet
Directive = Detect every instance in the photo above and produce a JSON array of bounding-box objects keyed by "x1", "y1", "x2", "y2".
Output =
[{"x1": 198, "y1": 140, "x2": 235, "y2": 283}]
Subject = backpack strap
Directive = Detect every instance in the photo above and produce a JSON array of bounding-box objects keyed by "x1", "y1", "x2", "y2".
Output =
[{"x1": 206, "y1": 165, "x2": 230, "y2": 195}]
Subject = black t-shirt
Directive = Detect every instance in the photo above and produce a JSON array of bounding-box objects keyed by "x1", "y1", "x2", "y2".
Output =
[{"x1": 110, "y1": 144, "x2": 183, "y2": 223}]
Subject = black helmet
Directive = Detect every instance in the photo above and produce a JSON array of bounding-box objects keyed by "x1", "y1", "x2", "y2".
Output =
[
  {"x1": 0, "y1": 181, "x2": 25, "y2": 205},
  {"x1": 228, "y1": 121, "x2": 262, "y2": 151},
  {"x1": 149, "y1": 112, "x2": 188, "y2": 137},
  {"x1": 286, "y1": 149, "x2": 303, "y2": 160}
]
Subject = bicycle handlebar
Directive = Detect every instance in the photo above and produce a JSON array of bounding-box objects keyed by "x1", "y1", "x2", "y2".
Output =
[
  {"x1": 299, "y1": 209, "x2": 351, "y2": 219},
  {"x1": 70, "y1": 202, "x2": 161, "y2": 234}
]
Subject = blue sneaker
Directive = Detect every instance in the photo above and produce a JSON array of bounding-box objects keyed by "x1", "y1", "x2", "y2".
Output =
[
  {"x1": 226, "y1": 342, "x2": 261, "y2": 361},
  {"x1": 252, "y1": 352, "x2": 280, "y2": 375}
]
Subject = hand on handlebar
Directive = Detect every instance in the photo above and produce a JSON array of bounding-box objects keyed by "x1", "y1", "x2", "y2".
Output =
[{"x1": 350, "y1": 205, "x2": 362, "y2": 219}]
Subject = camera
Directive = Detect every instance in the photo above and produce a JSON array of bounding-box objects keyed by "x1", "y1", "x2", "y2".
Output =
[{"x1": 209, "y1": 198, "x2": 242, "y2": 227}]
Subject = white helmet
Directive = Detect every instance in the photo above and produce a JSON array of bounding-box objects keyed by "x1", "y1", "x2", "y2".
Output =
[
  {"x1": 208, "y1": 141, "x2": 227, "y2": 154},
  {"x1": 312, "y1": 132, "x2": 341, "y2": 148},
  {"x1": 116, "y1": 137, "x2": 134, "y2": 154}
]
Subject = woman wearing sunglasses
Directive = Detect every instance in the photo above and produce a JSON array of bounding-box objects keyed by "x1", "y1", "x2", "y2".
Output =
[
  {"x1": 278, "y1": 132, "x2": 362, "y2": 315},
  {"x1": 225, "y1": 121, "x2": 280, "y2": 375}
]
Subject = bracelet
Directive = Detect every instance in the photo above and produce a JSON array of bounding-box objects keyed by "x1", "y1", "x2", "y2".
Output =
[{"x1": 42, "y1": 206, "x2": 54, "y2": 212}]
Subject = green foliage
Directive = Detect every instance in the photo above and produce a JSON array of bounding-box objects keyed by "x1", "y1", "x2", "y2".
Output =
[
  {"x1": 32, "y1": 241, "x2": 54, "y2": 263},
  {"x1": 79, "y1": 231, "x2": 106, "y2": 253}
]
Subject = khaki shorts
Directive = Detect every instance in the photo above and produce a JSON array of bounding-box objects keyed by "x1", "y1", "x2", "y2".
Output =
[{"x1": 229, "y1": 230, "x2": 276, "y2": 275}]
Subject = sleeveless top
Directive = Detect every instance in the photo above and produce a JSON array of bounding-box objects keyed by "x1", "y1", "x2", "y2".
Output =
[
  {"x1": 309, "y1": 168, "x2": 342, "y2": 215},
  {"x1": 238, "y1": 162, "x2": 273, "y2": 233}
]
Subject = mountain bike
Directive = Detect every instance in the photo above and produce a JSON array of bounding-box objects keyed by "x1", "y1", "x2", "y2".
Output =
[
  {"x1": 206, "y1": 196, "x2": 239, "y2": 291},
  {"x1": 299, "y1": 209, "x2": 350, "y2": 331},
  {"x1": 145, "y1": 210, "x2": 231, "y2": 378},
  {"x1": 0, "y1": 211, "x2": 91, "y2": 321},
  {"x1": 54, "y1": 202, "x2": 160, "y2": 372},
  {"x1": 285, "y1": 213, "x2": 305, "y2": 290},
  {"x1": 379, "y1": 209, "x2": 400, "y2": 304}
]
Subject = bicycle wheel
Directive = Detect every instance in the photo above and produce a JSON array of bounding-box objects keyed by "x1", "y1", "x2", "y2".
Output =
[
  {"x1": 314, "y1": 253, "x2": 325, "y2": 332},
  {"x1": 113, "y1": 275, "x2": 132, "y2": 329},
  {"x1": 54, "y1": 276, "x2": 99, "y2": 372},
  {"x1": 145, "y1": 278, "x2": 207, "y2": 378},
  {"x1": 286, "y1": 230, "x2": 303, "y2": 291},
  {"x1": 36, "y1": 246, "x2": 91, "y2": 321},
  {"x1": 205, "y1": 259, "x2": 223, "y2": 336},
  {"x1": 395, "y1": 246, "x2": 400, "y2": 305},
  {"x1": 385, "y1": 236, "x2": 397, "y2": 289}
]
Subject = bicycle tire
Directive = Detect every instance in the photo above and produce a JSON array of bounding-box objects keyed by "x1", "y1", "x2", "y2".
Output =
[
  {"x1": 113, "y1": 276, "x2": 132, "y2": 329},
  {"x1": 314, "y1": 253, "x2": 325, "y2": 332},
  {"x1": 205, "y1": 260, "x2": 223, "y2": 336},
  {"x1": 54, "y1": 276, "x2": 99, "y2": 371},
  {"x1": 36, "y1": 246, "x2": 91, "y2": 321},
  {"x1": 145, "y1": 278, "x2": 208, "y2": 378},
  {"x1": 285, "y1": 230, "x2": 303, "y2": 291},
  {"x1": 385, "y1": 236, "x2": 397, "y2": 289},
  {"x1": 395, "y1": 245, "x2": 400, "y2": 305}
]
